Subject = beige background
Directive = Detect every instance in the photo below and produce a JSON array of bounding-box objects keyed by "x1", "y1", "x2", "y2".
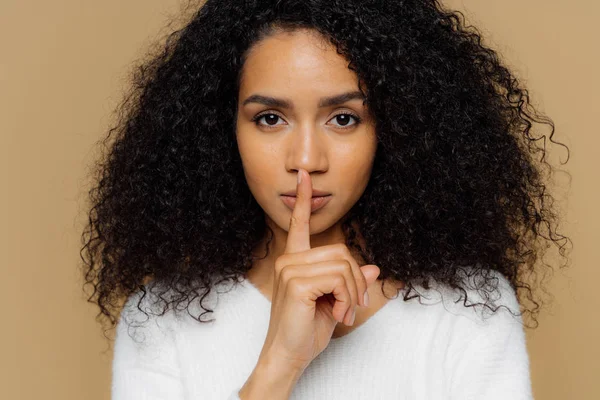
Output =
[{"x1": 1, "y1": 0, "x2": 597, "y2": 398}]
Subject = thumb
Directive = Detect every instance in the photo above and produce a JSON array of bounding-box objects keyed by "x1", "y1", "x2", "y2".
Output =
[{"x1": 359, "y1": 264, "x2": 381, "y2": 286}]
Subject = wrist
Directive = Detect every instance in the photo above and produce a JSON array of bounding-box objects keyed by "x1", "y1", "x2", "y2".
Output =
[{"x1": 239, "y1": 353, "x2": 305, "y2": 400}]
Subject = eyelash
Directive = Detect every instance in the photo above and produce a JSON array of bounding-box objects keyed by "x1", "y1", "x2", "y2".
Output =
[{"x1": 251, "y1": 111, "x2": 362, "y2": 130}]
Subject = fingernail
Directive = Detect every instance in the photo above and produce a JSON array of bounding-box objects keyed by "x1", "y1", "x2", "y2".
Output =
[
  {"x1": 350, "y1": 309, "x2": 356, "y2": 325},
  {"x1": 363, "y1": 291, "x2": 370, "y2": 307},
  {"x1": 297, "y1": 169, "x2": 302, "y2": 184}
]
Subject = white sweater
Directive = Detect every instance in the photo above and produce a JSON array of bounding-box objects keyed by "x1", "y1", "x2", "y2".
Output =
[{"x1": 111, "y1": 270, "x2": 533, "y2": 399}]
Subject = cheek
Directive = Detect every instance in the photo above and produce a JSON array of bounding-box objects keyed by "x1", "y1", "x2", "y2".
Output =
[
  {"x1": 336, "y1": 144, "x2": 377, "y2": 196},
  {"x1": 237, "y1": 133, "x2": 261, "y2": 169},
  {"x1": 237, "y1": 137, "x2": 276, "y2": 187},
  {"x1": 340, "y1": 141, "x2": 376, "y2": 173}
]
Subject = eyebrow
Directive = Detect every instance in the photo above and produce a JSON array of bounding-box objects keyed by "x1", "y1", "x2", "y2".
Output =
[{"x1": 242, "y1": 90, "x2": 365, "y2": 109}]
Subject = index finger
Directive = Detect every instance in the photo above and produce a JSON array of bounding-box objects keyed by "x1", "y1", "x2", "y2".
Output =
[{"x1": 284, "y1": 168, "x2": 312, "y2": 254}]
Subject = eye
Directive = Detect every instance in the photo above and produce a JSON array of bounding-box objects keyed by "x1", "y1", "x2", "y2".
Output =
[
  {"x1": 252, "y1": 112, "x2": 286, "y2": 128},
  {"x1": 329, "y1": 113, "x2": 362, "y2": 129},
  {"x1": 251, "y1": 112, "x2": 362, "y2": 130}
]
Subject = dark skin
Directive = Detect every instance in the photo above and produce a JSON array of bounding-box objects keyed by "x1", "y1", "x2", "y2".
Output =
[{"x1": 235, "y1": 28, "x2": 404, "y2": 339}]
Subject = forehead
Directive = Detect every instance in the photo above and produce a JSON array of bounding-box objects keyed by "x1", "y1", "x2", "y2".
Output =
[{"x1": 239, "y1": 29, "x2": 359, "y2": 96}]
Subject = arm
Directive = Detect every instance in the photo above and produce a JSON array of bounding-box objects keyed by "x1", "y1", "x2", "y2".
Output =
[{"x1": 449, "y1": 317, "x2": 533, "y2": 399}]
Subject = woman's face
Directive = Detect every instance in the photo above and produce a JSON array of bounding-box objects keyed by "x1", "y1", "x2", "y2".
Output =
[{"x1": 235, "y1": 28, "x2": 377, "y2": 239}]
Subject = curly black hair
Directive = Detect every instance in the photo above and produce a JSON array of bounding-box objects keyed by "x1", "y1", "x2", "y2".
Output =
[{"x1": 80, "y1": 0, "x2": 572, "y2": 340}]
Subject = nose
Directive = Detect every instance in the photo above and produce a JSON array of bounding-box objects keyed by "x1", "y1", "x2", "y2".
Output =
[{"x1": 285, "y1": 123, "x2": 328, "y2": 176}]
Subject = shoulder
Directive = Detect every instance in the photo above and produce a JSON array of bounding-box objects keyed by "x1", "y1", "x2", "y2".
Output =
[
  {"x1": 437, "y1": 270, "x2": 532, "y2": 398},
  {"x1": 400, "y1": 268, "x2": 529, "y2": 359},
  {"x1": 117, "y1": 278, "x2": 246, "y2": 338},
  {"x1": 116, "y1": 283, "x2": 181, "y2": 353},
  {"x1": 395, "y1": 267, "x2": 524, "y2": 337},
  {"x1": 430, "y1": 268, "x2": 527, "y2": 359},
  {"x1": 451, "y1": 267, "x2": 523, "y2": 326}
]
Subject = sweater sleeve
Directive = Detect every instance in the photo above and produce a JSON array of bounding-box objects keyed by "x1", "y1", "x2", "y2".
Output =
[
  {"x1": 111, "y1": 289, "x2": 185, "y2": 400},
  {"x1": 448, "y1": 277, "x2": 534, "y2": 399}
]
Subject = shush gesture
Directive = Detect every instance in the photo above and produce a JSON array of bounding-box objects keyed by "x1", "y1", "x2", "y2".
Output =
[{"x1": 257, "y1": 168, "x2": 381, "y2": 373}]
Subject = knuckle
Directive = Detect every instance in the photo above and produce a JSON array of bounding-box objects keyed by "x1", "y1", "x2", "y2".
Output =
[
  {"x1": 335, "y1": 243, "x2": 350, "y2": 256},
  {"x1": 334, "y1": 274, "x2": 346, "y2": 289},
  {"x1": 279, "y1": 265, "x2": 294, "y2": 283},
  {"x1": 335, "y1": 259, "x2": 352, "y2": 273},
  {"x1": 343, "y1": 259, "x2": 352, "y2": 271}
]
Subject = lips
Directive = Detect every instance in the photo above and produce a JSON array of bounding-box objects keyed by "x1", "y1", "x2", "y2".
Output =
[
  {"x1": 281, "y1": 195, "x2": 332, "y2": 212},
  {"x1": 281, "y1": 189, "x2": 331, "y2": 197}
]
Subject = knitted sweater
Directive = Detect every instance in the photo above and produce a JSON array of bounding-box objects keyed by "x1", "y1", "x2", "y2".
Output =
[{"x1": 111, "y1": 270, "x2": 533, "y2": 399}]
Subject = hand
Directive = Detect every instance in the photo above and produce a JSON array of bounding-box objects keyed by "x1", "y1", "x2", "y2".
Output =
[{"x1": 257, "y1": 168, "x2": 381, "y2": 373}]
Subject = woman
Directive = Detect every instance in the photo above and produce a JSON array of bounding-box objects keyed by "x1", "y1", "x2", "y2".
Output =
[{"x1": 80, "y1": 0, "x2": 571, "y2": 398}]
